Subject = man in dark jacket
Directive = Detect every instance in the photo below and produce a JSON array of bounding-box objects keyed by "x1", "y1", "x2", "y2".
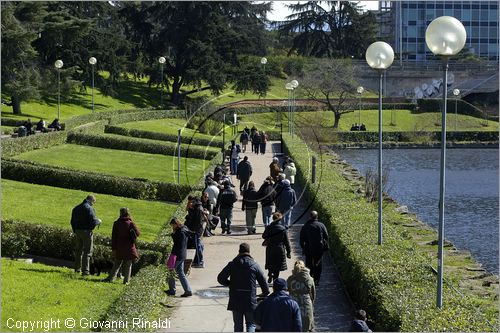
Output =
[
  {"x1": 349, "y1": 309, "x2": 372, "y2": 332},
  {"x1": 216, "y1": 181, "x2": 238, "y2": 234},
  {"x1": 185, "y1": 198, "x2": 206, "y2": 268},
  {"x1": 218, "y1": 243, "x2": 270, "y2": 332},
  {"x1": 254, "y1": 278, "x2": 302, "y2": 332},
  {"x1": 71, "y1": 195, "x2": 101, "y2": 276},
  {"x1": 299, "y1": 211, "x2": 329, "y2": 286},
  {"x1": 276, "y1": 179, "x2": 296, "y2": 229},
  {"x1": 257, "y1": 177, "x2": 276, "y2": 227},
  {"x1": 242, "y1": 181, "x2": 259, "y2": 234},
  {"x1": 237, "y1": 156, "x2": 253, "y2": 193}
]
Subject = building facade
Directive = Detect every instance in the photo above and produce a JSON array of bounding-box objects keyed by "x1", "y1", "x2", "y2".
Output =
[{"x1": 378, "y1": 1, "x2": 499, "y2": 61}]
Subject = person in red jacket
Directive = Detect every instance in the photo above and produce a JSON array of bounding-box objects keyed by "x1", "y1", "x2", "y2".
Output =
[{"x1": 104, "y1": 207, "x2": 140, "y2": 284}]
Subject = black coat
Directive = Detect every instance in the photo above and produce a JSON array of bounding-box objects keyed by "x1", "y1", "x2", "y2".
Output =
[
  {"x1": 242, "y1": 188, "x2": 259, "y2": 210},
  {"x1": 300, "y1": 219, "x2": 329, "y2": 257},
  {"x1": 217, "y1": 187, "x2": 238, "y2": 209},
  {"x1": 237, "y1": 160, "x2": 253, "y2": 180},
  {"x1": 70, "y1": 200, "x2": 100, "y2": 231},
  {"x1": 185, "y1": 203, "x2": 205, "y2": 236},
  {"x1": 254, "y1": 290, "x2": 302, "y2": 332},
  {"x1": 257, "y1": 182, "x2": 276, "y2": 207},
  {"x1": 262, "y1": 222, "x2": 291, "y2": 272},
  {"x1": 217, "y1": 254, "x2": 269, "y2": 312},
  {"x1": 170, "y1": 226, "x2": 191, "y2": 261}
]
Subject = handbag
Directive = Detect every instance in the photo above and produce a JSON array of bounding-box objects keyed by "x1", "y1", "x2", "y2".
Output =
[{"x1": 166, "y1": 254, "x2": 177, "y2": 269}]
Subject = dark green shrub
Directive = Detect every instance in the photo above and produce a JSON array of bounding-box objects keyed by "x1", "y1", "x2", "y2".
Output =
[
  {"x1": 416, "y1": 98, "x2": 485, "y2": 118},
  {"x1": 1, "y1": 158, "x2": 192, "y2": 203},
  {"x1": 1, "y1": 118, "x2": 25, "y2": 127},
  {"x1": 67, "y1": 133, "x2": 218, "y2": 160},
  {"x1": 1, "y1": 232, "x2": 29, "y2": 257},
  {"x1": 105, "y1": 125, "x2": 224, "y2": 148},
  {"x1": 330, "y1": 131, "x2": 498, "y2": 143},
  {"x1": 1, "y1": 131, "x2": 67, "y2": 157}
]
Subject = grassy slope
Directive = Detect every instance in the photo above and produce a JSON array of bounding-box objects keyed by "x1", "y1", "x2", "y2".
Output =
[
  {"x1": 2, "y1": 179, "x2": 177, "y2": 242},
  {"x1": 241, "y1": 110, "x2": 499, "y2": 132},
  {"x1": 14, "y1": 144, "x2": 208, "y2": 185},
  {"x1": 1, "y1": 259, "x2": 124, "y2": 332}
]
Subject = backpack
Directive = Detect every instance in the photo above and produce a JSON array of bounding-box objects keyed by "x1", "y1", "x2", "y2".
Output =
[{"x1": 236, "y1": 144, "x2": 241, "y2": 153}]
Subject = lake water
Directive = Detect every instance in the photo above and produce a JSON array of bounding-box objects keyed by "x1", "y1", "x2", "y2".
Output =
[{"x1": 333, "y1": 148, "x2": 499, "y2": 275}]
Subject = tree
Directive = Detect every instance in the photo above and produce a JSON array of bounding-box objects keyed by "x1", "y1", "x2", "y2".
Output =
[
  {"x1": 299, "y1": 58, "x2": 358, "y2": 128},
  {"x1": 1, "y1": 2, "x2": 43, "y2": 114},
  {"x1": 275, "y1": 1, "x2": 377, "y2": 58}
]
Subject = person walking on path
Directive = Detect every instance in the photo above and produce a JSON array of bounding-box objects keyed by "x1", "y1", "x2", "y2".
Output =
[
  {"x1": 71, "y1": 195, "x2": 101, "y2": 276},
  {"x1": 299, "y1": 211, "x2": 329, "y2": 286},
  {"x1": 166, "y1": 218, "x2": 193, "y2": 297},
  {"x1": 230, "y1": 140, "x2": 241, "y2": 175},
  {"x1": 217, "y1": 243, "x2": 270, "y2": 332},
  {"x1": 257, "y1": 176, "x2": 276, "y2": 227},
  {"x1": 254, "y1": 278, "x2": 302, "y2": 332},
  {"x1": 276, "y1": 179, "x2": 296, "y2": 229},
  {"x1": 269, "y1": 157, "x2": 281, "y2": 182},
  {"x1": 262, "y1": 212, "x2": 291, "y2": 283},
  {"x1": 237, "y1": 156, "x2": 253, "y2": 194},
  {"x1": 259, "y1": 131, "x2": 268, "y2": 155},
  {"x1": 252, "y1": 130, "x2": 261, "y2": 154},
  {"x1": 204, "y1": 180, "x2": 220, "y2": 212},
  {"x1": 216, "y1": 180, "x2": 238, "y2": 235},
  {"x1": 240, "y1": 130, "x2": 249, "y2": 153},
  {"x1": 185, "y1": 197, "x2": 206, "y2": 268},
  {"x1": 284, "y1": 159, "x2": 297, "y2": 186},
  {"x1": 104, "y1": 207, "x2": 140, "y2": 284},
  {"x1": 242, "y1": 181, "x2": 259, "y2": 234},
  {"x1": 287, "y1": 260, "x2": 316, "y2": 332}
]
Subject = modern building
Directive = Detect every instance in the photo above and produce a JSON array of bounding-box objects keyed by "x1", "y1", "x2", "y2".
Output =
[{"x1": 377, "y1": 1, "x2": 499, "y2": 61}]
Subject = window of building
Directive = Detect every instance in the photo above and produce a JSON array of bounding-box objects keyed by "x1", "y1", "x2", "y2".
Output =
[
  {"x1": 444, "y1": 8, "x2": 453, "y2": 16},
  {"x1": 454, "y1": 9, "x2": 461, "y2": 19},
  {"x1": 426, "y1": 3, "x2": 435, "y2": 9},
  {"x1": 489, "y1": 27, "x2": 498, "y2": 38},
  {"x1": 436, "y1": 9, "x2": 443, "y2": 16},
  {"x1": 479, "y1": 44, "x2": 488, "y2": 55},
  {"x1": 463, "y1": 4, "x2": 470, "y2": 9},
  {"x1": 489, "y1": 10, "x2": 498, "y2": 21},
  {"x1": 408, "y1": 8, "x2": 417, "y2": 20},
  {"x1": 436, "y1": 4, "x2": 443, "y2": 9},
  {"x1": 489, "y1": 44, "x2": 499, "y2": 55},
  {"x1": 472, "y1": 10, "x2": 480, "y2": 20},
  {"x1": 462, "y1": 9, "x2": 471, "y2": 20},
  {"x1": 480, "y1": 27, "x2": 489, "y2": 37},
  {"x1": 472, "y1": 27, "x2": 480, "y2": 36},
  {"x1": 407, "y1": 26, "x2": 417, "y2": 37},
  {"x1": 481, "y1": 10, "x2": 489, "y2": 20},
  {"x1": 471, "y1": 4, "x2": 480, "y2": 9}
]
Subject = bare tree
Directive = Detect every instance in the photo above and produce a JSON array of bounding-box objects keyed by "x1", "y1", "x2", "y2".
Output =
[{"x1": 299, "y1": 58, "x2": 358, "y2": 129}]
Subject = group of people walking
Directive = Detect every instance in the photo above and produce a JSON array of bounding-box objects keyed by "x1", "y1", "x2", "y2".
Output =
[{"x1": 239, "y1": 125, "x2": 269, "y2": 155}]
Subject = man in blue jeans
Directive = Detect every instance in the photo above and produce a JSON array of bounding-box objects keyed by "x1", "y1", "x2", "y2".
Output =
[
  {"x1": 216, "y1": 181, "x2": 238, "y2": 234},
  {"x1": 218, "y1": 243, "x2": 269, "y2": 332},
  {"x1": 185, "y1": 198, "x2": 205, "y2": 268}
]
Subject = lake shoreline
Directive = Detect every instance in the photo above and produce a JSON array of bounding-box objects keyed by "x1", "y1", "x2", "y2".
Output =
[{"x1": 325, "y1": 141, "x2": 498, "y2": 149}]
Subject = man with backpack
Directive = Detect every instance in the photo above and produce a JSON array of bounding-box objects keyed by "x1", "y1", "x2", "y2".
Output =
[
  {"x1": 216, "y1": 180, "x2": 238, "y2": 234},
  {"x1": 240, "y1": 130, "x2": 249, "y2": 153}
]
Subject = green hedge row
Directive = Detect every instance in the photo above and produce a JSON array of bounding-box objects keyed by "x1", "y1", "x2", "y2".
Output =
[
  {"x1": 330, "y1": 130, "x2": 498, "y2": 142},
  {"x1": 1, "y1": 118, "x2": 25, "y2": 127},
  {"x1": 67, "y1": 132, "x2": 218, "y2": 160},
  {"x1": 282, "y1": 134, "x2": 498, "y2": 332},
  {"x1": 1, "y1": 220, "x2": 165, "y2": 274},
  {"x1": 416, "y1": 98, "x2": 485, "y2": 118},
  {"x1": 1, "y1": 130, "x2": 68, "y2": 157},
  {"x1": 105, "y1": 125, "x2": 224, "y2": 148},
  {"x1": 1, "y1": 158, "x2": 193, "y2": 203}
]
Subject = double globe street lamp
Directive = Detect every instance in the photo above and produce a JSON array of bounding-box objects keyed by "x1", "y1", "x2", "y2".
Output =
[
  {"x1": 425, "y1": 15, "x2": 466, "y2": 309},
  {"x1": 89, "y1": 57, "x2": 97, "y2": 113},
  {"x1": 365, "y1": 41, "x2": 394, "y2": 246},
  {"x1": 54, "y1": 60, "x2": 64, "y2": 120}
]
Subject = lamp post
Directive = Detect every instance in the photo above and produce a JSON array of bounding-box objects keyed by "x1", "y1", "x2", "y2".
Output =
[
  {"x1": 426, "y1": 16, "x2": 466, "y2": 309},
  {"x1": 357, "y1": 86, "x2": 364, "y2": 124},
  {"x1": 54, "y1": 60, "x2": 64, "y2": 120},
  {"x1": 261, "y1": 57, "x2": 267, "y2": 107},
  {"x1": 159, "y1": 57, "x2": 166, "y2": 108},
  {"x1": 285, "y1": 83, "x2": 293, "y2": 134},
  {"x1": 453, "y1": 89, "x2": 460, "y2": 131},
  {"x1": 365, "y1": 41, "x2": 394, "y2": 246},
  {"x1": 89, "y1": 57, "x2": 97, "y2": 113},
  {"x1": 290, "y1": 80, "x2": 298, "y2": 137}
]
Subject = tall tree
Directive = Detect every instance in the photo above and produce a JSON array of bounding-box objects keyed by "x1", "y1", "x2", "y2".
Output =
[
  {"x1": 299, "y1": 58, "x2": 358, "y2": 128},
  {"x1": 275, "y1": 1, "x2": 377, "y2": 58},
  {"x1": 1, "y1": 2, "x2": 43, "y2": 114}
]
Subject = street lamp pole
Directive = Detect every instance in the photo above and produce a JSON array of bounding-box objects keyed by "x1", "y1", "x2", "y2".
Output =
[
  {"x1": 285, "y1": 83, "x2": 293, "y2": 134},
  {"x1": 425, "y1": 15, "x2": 466, "y2": 309},
  {"x1": 357, "y1": 86, "x2": 364, "y2": 124},
  {"x1": 54, "y1": 60, "x2": 64, "y2": 120},
  {"x1": 159, "y1": 57, "x2": 166, "y2": 108},
  {"x1": 261, "y1": 57, "x2": 267, "y2": 107},
  {"x1": 366, "y1": 41, "x2": 394, "y2": 246},
  {"x1": 89, "y1": 57, "x2": 97, "y2": 113},
  {"x1": 453, "y1": 89, "x2": 460, "y2": 131},
  {"x1": 290, "y1": 80, "x2": 298, "y2": 137}
]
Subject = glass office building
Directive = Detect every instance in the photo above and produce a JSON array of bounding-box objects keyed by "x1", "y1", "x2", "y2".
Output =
[{"x1": 379, "y1": 1, "x2": 499, "y2": 61}]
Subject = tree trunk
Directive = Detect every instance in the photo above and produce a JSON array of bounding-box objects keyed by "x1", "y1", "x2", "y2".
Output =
[
  {"x1": 12, "y1": 94, "x2": 21, "y2": 115},
  {"x1": 333, "y1": 112, "x2": 341, "y2": 129},
  {"x1": 172, "y1": 77, "x2": 181, "y2": 105}
]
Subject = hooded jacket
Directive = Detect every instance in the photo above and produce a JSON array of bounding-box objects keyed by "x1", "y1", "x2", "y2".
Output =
[
  {"x1": 257, "y1": 181, "x2": 276, "y2": 207},
  {"x1": 170, "y1": 225, "x2": 191, "y2": 261},
  {"x1": 287, "y1": 269, "x2": 316, "y2": 332},
  {"x1": 276, "y1": 182, "x2": 297, "y2": 213},
  {"x1": 254, "y1": 290, "x2": 302, "y2": 332},
  {"x1": 284, "y1": 162, "x2": 297, "y2": 184}
]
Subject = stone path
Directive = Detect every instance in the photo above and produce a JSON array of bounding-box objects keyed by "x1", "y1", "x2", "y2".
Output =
[{"x1": 160, "y1": 141, "x2": 354, "y2": 332}]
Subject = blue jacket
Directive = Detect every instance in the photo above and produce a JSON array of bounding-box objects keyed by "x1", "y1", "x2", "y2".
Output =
[
  {"x1": 254, "y1": 291, "x2": 302, "y2": 332},
  {"x1": 70, "y1": 200, "x2": 100, "y2": 231},
  {"x1": 217, "y1": 254, "x2": 269, "y2": 312},
  {"x1": 276, "y1": 183, "x2": 296, "y2": 213}
]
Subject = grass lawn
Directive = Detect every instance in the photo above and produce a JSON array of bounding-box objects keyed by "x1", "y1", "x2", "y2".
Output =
[
  {"x1": 1, "y1": 125, "x2": 16, "y2": 135},
  {"x1": 1, "y1": 259, "x2": 124, "y2": 332},
  {"x1": 240, "y1": 110, "x2": 499, "y2": 132},
  {"x1": 15, "y1": 144, "x2": 209, "y2": 185},
  {"x1": 1, "y1": 179, "x2": 177, "y2": 242}
]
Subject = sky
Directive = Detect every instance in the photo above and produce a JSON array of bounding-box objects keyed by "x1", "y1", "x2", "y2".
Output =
[{"x1": 267, "y1": 1, "x2": 380, "y2": 21}]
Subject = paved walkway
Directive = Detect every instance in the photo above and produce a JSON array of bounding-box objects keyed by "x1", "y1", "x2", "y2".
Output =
[{"x1": 160, "y1": 141, "x2": 353, "y2": 332}]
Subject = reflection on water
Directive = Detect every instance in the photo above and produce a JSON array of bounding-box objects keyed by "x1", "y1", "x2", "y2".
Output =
[{"x1": 334, "y1": 148, "x2": 499, "y2": 274}]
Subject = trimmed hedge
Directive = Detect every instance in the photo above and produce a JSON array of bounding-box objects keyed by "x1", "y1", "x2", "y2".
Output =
[
  {"x1": 67, "y1": 132, "x2": 218, "y2": 160},
  {"x1": 282, "y1": 134, "x2": 498, "y2": 332},
  {"x1": 330, "y1": 131, "x2": 498, "y2": 142},
  {"x1": 1, "y1": 130, "x2": 67, "y2": 157},
  {"x1": 1, "y1": 158, "x2": 193, "y2": 203},
  {"x1": 105, "y1": 125, "x2": 224, "y2": 148},
  {"x1": 0, "y1": 220, "x2": 164, "y2": 273},
  {"x1": 416, "y1": 98, "x2": 486, "y2": 118}
]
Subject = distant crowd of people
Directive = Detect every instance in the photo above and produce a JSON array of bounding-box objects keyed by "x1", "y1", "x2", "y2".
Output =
[
  {"x1": 16, "y1": 118, "x2": 62, "y2": 137},
  {"x1": 350, "y1": 123, "x2": 366, "y2": 131}
]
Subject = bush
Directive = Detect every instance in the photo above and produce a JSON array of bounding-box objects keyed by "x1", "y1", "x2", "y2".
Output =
[
  {"x1": 1, "y1": 232, "x2": 29, "y2": 257},
  {"x1": 282, "y1": 134, "x2": 498, "y2": 332},
  {"x1": 1, "y1": 130, "x2": 67, "y2": 157},
  {"x1": 105, "y1": 125, "x2": 224, "y2": 148},
  {"x1": 67, "y1": 132, "x2": 218, "y2": 160},
  {"x1": 329, "y1": 131, "x2": 498, "y2": 143},
  {"x1": 1, "y1": 158, "x2": 193, "y2": 203},
  {"x1": 416, "y1": 98, "x2": 485, "y2": 118}
]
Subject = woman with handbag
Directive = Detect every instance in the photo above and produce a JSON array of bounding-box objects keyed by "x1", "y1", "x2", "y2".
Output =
[
  {"x1": 104, "y1": 207, "x2": 140, "y2": 285},
  {"x1": 262, "y1": 212, "x2": 291, "y2": 283},
  {"x1": 166, "y1": 218, "x2": 193, "y2": 297}
]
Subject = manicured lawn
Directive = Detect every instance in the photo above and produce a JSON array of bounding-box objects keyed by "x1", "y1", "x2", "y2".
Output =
[
  {"x1": 1, "y1": 259, "x2": 124, "y2": 332},
  {"x1": 1, "y1": 179, "x2": 177, "y2": 241},
  {"x1": 15, "y1": 144, "x2": 209, "y2": 185},
  {"x1": 240, "y1": 110, "x2": 499, "y2": 132}
]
